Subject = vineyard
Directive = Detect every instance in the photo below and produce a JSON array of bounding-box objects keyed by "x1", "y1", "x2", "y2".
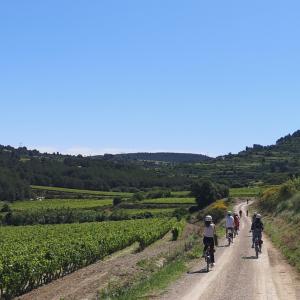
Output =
[
  {"x1": 142, "y1": 197, "x2": 194, "y2": 204},
  {"x1": 7, "y1": 198, "x2": 113, "y2": 211},
  {"x1": 0, "y1": 218, "x2": 176, "y2": 298},
  {"x1": 31, "y1": 185, "x2": 132, "y2": 197}
]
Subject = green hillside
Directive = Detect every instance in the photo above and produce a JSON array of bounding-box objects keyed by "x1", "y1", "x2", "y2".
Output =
[{"x1": 1, "y1": 130, "x2": 300, "y2": 201}]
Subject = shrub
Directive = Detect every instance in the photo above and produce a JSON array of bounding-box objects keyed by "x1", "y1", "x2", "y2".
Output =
[
  {"x1": 171, "y1": 220, "x2": 186, "y2": 241},
  {"x1": 172, "y1": 208, "x2": 188, "y2": 221},
  {"x1": 113, "y1": 197, "x2": 122, "y2": 206},
  {"x1": 197, "y1": 200, "x2": 228, "y2": 223},
  {"x1": 1, "y1": 203, "x2": 12, "y2": 212}
]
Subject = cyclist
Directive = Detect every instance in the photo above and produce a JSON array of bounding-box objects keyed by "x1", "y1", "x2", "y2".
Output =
[
  {"x1": 252, "y1": 212, "x2": 257, "y2": 223},
  {"x1": 233, "y1": 213, "x2": 240, "y2": 235},
  {"x1": 225, "y1": 211, "x2": 235, "y2": 241},
  {"x1": 203, "y1": 215, "x2": 216, "y2": 266},
  {"x1": 251, "y1": 213, "x2": 264, "y2": 248}
]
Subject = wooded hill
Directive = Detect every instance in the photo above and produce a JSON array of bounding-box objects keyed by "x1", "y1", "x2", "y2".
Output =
[
  {"x1": 107, "y1": 152, "x2": 211, "y2": 163},
  {"x1": 1, "y1": 130, "x2": 300, "y2": 201},
  {"x1": 170, "y1": 130, "x2": 300, "y2": 187}
]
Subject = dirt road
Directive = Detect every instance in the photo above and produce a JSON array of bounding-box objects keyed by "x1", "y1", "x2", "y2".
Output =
[{"x1": 160, "y1": 202, "x2": 300, "y2": 300}]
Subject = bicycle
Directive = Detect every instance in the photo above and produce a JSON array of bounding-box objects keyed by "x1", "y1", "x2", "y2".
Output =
[
  {"x1": 252, "y1": 229, "x2": 263, "y2": 258},
  {"x1": 227, "y1": 228, "x2": 234, "y2": 246},
  {"x1": 204, "y1": 245, "x2": 213, "y2": 272},
  {"x1": 254, "y1": 236, "x2": 261, "y2": 258}
]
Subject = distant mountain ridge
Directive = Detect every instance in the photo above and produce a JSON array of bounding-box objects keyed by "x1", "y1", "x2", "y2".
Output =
[{"x1": 109, "y1": 152, "x2": 211, "y2": 163}]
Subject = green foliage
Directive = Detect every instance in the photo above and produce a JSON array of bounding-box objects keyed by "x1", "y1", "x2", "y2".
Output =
[
  {"x1": 11, "y1": 198, "x2": 113, "y2": 211},
  {"x1": 142, "y1": 197, "x2": 194, "y2": 204},
  {"x1": 113, "y1": 197, "x2": 122, "y2": 206},
  {"x1": 145, "y1": 190, "x2": 171, "y2": 199},
  {"x1": 171, "y1": 220, "x2": 186, "y2": 241},
  {"x1": 172, "y1": 207, "x2": 189, "y2": 220},
  {"x1": 31, "y1": 185, "x2": 132, "y2": 197},
  {"x1": 191, "y1": 180, "x2": 229, "y2": 209},
  {"x1": 259, "y1": 178, "x2": 300, "y2": 212},
  {"x1": 229, "y1": 187, "x2": 262, "y2": 197},
  {"x1": 0, "y1": 168, "x2": 30, "y2": 201},
  {"x1": 257, "y1": 178, "x2": 300, "y2": 272},
  {"x1": 0, "y1": 218, "x2": 176, "y2": 298},
  {"x1": 198, "y1": 200, "x2": 228, "y2": 223},
  {"x1": 131, "y1": 192, "x2": 144, "y2": 201},
  {"x1": 0, "y1": 203, "x2": 11, "y2": 212}
]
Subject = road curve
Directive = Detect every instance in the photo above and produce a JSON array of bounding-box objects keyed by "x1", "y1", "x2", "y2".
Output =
[{"x1": 160, "y1": 201, "x2": 300, "y2": 300}]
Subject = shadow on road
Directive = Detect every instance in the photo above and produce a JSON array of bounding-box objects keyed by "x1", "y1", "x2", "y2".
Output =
[
  {"x1": 187, "y1": 268, "x2": 209, "y2": 274},
  {"x1": 242, "y1": 256, "x2": 257, "y2": 260},
  {"x1": 217, "y1": 244, "x2": 229, "y2": 248}
]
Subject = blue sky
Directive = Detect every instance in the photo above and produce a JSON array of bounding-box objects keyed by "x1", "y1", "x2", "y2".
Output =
[{"x1": 0, "y1": 1, "x2": 299, "y2": 157}]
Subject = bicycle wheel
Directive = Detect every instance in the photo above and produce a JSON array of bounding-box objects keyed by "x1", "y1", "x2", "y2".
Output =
[{"x1": 255, "y1": 244, "x2": 259, "y2": 258}]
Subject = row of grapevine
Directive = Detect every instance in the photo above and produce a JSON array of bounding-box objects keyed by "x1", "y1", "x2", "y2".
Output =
[{"x1": 0, "y1": 218, "x2": 175, "y2": 299}]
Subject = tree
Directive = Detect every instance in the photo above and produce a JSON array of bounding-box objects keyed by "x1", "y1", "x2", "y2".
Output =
[
  {"x1": 191, "y1": 180, "x2": 217, "y2": 209},
  {"x1": 113, "y1": 197, "x2": 122, "y2": 206},
  {"x1": 191, "y1": 180, "x2": 229, "y2": 209}
]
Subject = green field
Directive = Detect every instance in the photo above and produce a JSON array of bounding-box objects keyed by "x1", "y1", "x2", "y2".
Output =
[
  {"x1": 8, "y1": 198, "x2": 113, "y2": 211},
  {"x1": 229, "y1": 187, "x2": 262, "y2": 197},
  {"x1": 229, "y1": 186, "x2": 278, "y2": 197},
  {"x1": 142, "y1": 197, "x2": 194, "y2": 204},
  {"x1": 170, "y1": 191, "x2": 190, "y2": 197},
  {"x1": 31, "y1": 185, "x2": 132, "y2": 197},
  {"x1": 118, "y1": 208, "x2": 176, "y2": 216}
]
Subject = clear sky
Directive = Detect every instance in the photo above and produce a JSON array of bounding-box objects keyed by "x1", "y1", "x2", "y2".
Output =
[{"x1": 0, "y1": 1, "x2": 299, "y2": 157}]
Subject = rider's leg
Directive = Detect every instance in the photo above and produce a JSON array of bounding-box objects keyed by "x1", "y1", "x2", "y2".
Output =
[
  {"x1": 252, "y1": 231, "x2": 255, "y2": 247},
  {"x1": 258, "y1": 232, "x2": 262, "y2": 250},
  {"x1": 209, "y1": 238, "x2": 215, "y2": 263},
  {"x1": 203, "y1": 237, "x2": 208, "y2": 256}
]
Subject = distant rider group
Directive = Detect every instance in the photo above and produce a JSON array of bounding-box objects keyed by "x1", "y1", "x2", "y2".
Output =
[{"x1": 202, "y1": 203, "x2": 263, "y2": 269}]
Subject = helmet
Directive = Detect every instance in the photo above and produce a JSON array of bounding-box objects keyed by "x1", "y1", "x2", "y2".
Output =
[
  {"x1": 205, "y1": 215, "x2": 212, "y2": 222},
  {"x1": 256, "y1": 214, "x2": 262, "y2": 219},
  {"x1": 227, "y1": 211, "x2": 232, "y2": 216}
]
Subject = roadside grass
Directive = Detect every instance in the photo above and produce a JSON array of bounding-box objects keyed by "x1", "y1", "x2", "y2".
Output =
[
  {"x1": 252, "y1": 208, "x2": 300, "y2": 272},
  {"x1": 104, "y1": 259, "x2": 187, "y2": 300},
  {"x1": 262, "y1": 216, "x2": 300, "y2": 272},
  {"x1": 230, "y1": 185, "x2": 278, "y2": 198},
  {"x1": 254, "y1": 179, "x2": 300, "y2": 272},
  {"x1": 100, "y1": 231, "x2": 201, "y2": 300}
]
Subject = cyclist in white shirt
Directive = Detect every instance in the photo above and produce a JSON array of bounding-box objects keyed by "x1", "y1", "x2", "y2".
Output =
[
  {"x1": 225, "y1": 211, "x2": 235, "y2": 239},
  {"x1": 203, "y1": 215, "x2": 216, "y2": 266}
]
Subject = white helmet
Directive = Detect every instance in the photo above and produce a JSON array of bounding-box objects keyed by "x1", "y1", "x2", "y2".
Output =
[
  {"x1": 256, "y1": 214, "x2": 262, "y2": 219},
  {"x1": 205, "y1": 215, "x2": 212, "y2": 222},
  {"x1": 227, "y1": 211, "x2": 232, "y2": 216}
]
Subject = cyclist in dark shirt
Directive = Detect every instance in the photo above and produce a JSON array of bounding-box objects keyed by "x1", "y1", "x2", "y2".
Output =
[{"x1": 251, "y1": 214, "x2": 264, "y2": 248}]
